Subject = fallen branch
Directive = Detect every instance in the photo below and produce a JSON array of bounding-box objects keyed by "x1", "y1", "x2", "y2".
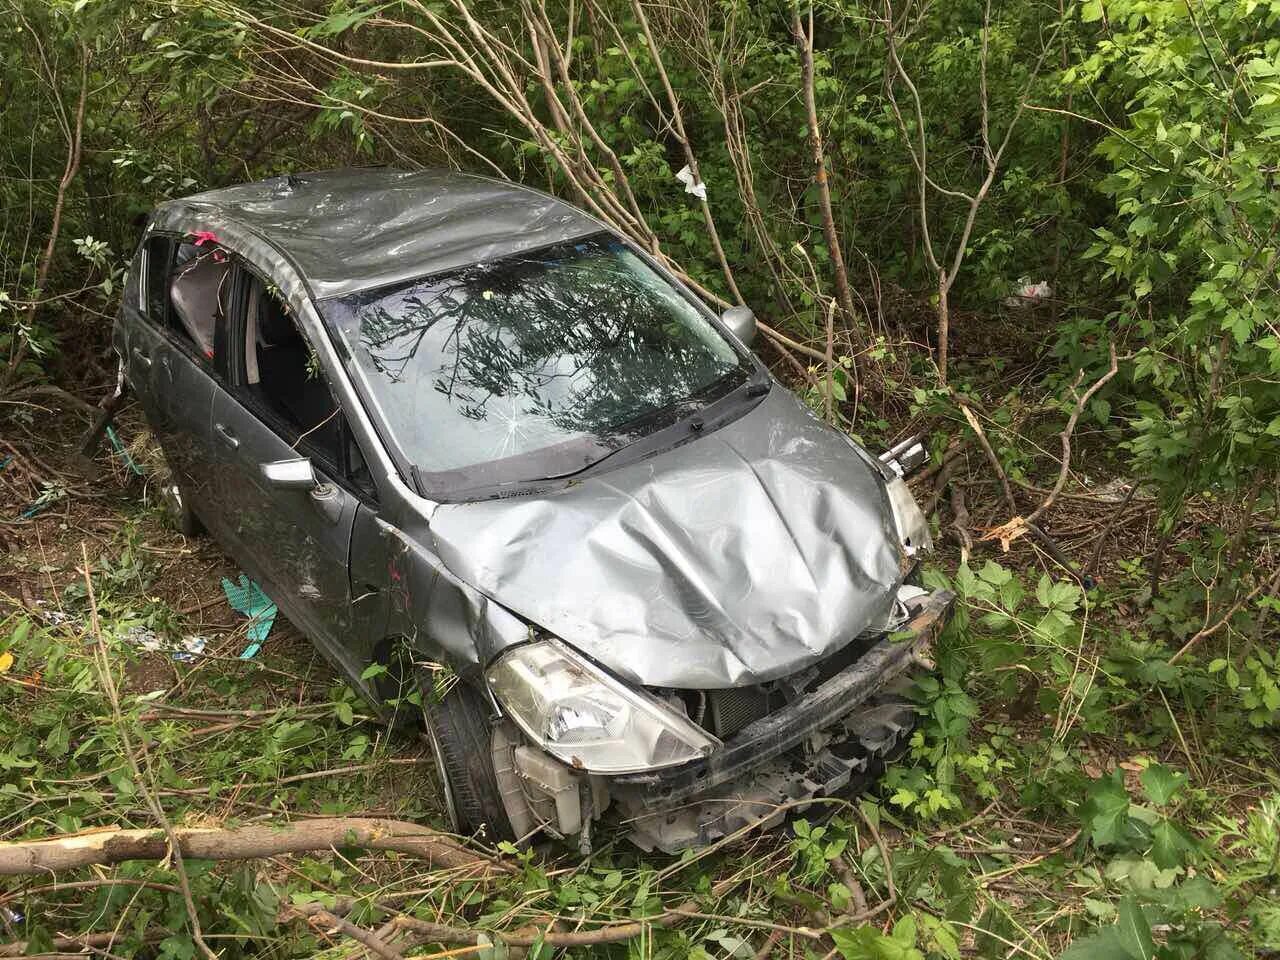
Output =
[
  {"x1": 958, "y1": 403, "x2": 1016, "y2": 515},
  {"x1": 960, "y1": 400, "x2": 1096, "y2": 583},
  {"x1": 388, "y1": 903, "x2": 702, "y2": 948},
  {"x1": 290, "y1": 876, "x2": 758, "y2": 952},
  {"x1": 283, "y1": 902, "x2": 405, "y2": 960},
  {"x1": 0, "y1": 817, "x2": 506, "y2": 877},
  {"x1": 756, "y1": 320, "x2": 829, "y2": 363},
  {"x1": 0, "y1": 929, "x2": 165, "y2": 958}
]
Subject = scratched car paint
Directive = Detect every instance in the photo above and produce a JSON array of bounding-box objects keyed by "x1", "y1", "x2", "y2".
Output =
[{"x1": 113, "y1": 168, "x2": 953, "y2": 851}]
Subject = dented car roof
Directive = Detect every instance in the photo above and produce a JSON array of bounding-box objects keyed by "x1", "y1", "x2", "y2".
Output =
[{"x1": 152, "y1": 168, "x2": 601, "y2": 300}]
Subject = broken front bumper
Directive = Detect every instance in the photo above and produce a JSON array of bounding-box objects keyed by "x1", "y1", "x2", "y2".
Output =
[{"x1": 611, "y1": 589, "x2": 955, "y2": 851}]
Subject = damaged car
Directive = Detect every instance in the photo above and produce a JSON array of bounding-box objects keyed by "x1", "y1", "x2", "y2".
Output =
[{"x1": 112, "y1": 168, "x2": 953, "y2": 852}]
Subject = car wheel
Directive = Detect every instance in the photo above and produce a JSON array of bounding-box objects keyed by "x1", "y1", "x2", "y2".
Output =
[
  {"x1": 422, "y1": 680, "x2": 514, "y2": 842},
  {"x1": 161, "y1": 481, "x2": 204, "y2": 537}
]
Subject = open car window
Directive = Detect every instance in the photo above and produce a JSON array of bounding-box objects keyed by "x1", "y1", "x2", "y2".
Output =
[
  {"x1": 232, "y1": 268, "x2": 378, "y2": 501},
  {"x1": 322, "y1": 233, "x2": 751, "y2": 492},
  {"x1": 170, "y1": 241, "x2": 231, "y2": 362}
]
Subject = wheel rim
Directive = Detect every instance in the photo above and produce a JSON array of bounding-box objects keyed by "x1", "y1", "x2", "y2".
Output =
[{"x1": 422, "y1": 716, "x2": 462, "y2": 834}]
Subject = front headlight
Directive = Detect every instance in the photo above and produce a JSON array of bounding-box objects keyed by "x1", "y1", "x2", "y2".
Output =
[{"x1": 486, "y1": 640, "x2": 718, "y2": 774}]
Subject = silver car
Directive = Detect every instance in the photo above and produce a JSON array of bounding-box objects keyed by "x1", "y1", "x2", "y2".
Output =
[{"x1": 113, "y1": 168, "x2": 953, "y2": 852}]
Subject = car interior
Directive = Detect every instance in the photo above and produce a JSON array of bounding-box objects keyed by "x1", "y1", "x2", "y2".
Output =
[
  {"x1": 151, "y1": 237, "x2": 375, "y2": 498},
  {"x1": 241, "y1": 279, "x2": 342, "y2": 462},
  {"x1": 169, "y1": 245, "x2": 229, "y2": 360}
]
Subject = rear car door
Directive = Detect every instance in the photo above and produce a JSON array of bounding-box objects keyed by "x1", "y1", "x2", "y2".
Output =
[
  {"x1": 121, "y1": 233, "x2": 227, "y2": 516},
  {"x1": 207, "y1": 263, "x2": 381, "y2": 658}
]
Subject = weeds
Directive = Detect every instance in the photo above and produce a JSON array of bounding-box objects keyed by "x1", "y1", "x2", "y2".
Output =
[{"x1": 2, "y1": 493, "x2": 1279, "y2": 958}]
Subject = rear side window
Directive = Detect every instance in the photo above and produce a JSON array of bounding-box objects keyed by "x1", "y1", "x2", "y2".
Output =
[
  {"x1": 168, "y1": 241, "x2": 231, "y2": 362},
  {"x1": 141, "y1": 236, "x2": 173, "y2": 322}
]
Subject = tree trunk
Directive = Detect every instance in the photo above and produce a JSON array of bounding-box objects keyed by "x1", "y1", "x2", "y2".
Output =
[
  {"x1": 794, "y1": 7, "x2": 862, "y2": 344},
  {"x1": 937, "y1": 273, "x2": 950, "y2": 384}
]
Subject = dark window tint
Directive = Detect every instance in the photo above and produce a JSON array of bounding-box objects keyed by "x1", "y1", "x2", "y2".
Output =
[
  {"x1": 239, "y1": 273, "x2": 342, "y2": 469},
  {"x1": 141, "y1": 236, "x2": 173, "y2": 322}
]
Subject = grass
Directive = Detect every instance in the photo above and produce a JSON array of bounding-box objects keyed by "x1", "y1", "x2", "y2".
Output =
[{"x1": 0, "y1": 406, "x2": 1277, "y2": 959}]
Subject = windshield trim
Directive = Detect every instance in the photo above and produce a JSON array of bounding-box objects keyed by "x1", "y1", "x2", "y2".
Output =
[{"x1": 317, "y1": 230, "x2": 767, "y2": 502}]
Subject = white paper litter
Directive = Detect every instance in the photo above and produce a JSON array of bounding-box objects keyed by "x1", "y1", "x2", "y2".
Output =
[{"x1": 675, "y1": 164, "x2": 708, "y2": 201}]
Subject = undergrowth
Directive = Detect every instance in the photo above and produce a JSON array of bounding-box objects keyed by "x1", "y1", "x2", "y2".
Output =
[{"x1": 1, "y1": 496, "x2": 1277, "y2": 959}]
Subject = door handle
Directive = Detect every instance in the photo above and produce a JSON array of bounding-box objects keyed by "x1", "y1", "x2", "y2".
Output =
[
  {"x1": 132, "y1": 346, "x2": 152, "y2": 369},
  {"x1": 214, "y1": 422, "x2": 239, "y2": 450}
]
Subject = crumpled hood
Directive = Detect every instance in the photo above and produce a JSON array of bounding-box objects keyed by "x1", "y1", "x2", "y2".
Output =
[{"x1": 428, "y1": 390, "x2": 904, "y2": 688}]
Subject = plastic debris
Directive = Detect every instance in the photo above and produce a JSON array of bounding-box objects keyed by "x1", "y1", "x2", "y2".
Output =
[
  {"x1": 675, "y1": 164, "x2": 708, "y2": 201},
  {"x1": 43, "y1": 608, "x2": 71, "y2": 626},
  {"x1": 106, "y1": 425, "x2": 144, "y2": 476},
  {"x1": 221, "y1": 574, "x2": 277, "y2": 659},
  {"x1": 1004, "y1": 277, "x2": 1052, "y2": 308},
  {"x1": 121, "y1": 625, "x2": 207, "y2": 662},
  {"x1": 174, "y1": 635, "x2": 208, "y2": 662},
  {"x1": 123, "y1": 624, "x2": 164, "y2": 652}
]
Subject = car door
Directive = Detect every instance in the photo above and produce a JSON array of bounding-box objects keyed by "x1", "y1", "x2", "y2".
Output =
[
  {"x1": 207, "y1": 262, "x2": 375, "y2": 659},
  {"x1": 123, "y1": 233, "x2": 224, "y2": 517}
]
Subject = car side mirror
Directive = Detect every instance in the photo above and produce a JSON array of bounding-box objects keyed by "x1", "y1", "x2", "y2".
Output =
[
  {"x1": 721, "y1": 305, "x2": 757, "y2": 347},
  {"x1": 260, "y1": 457, "x2": 316, "y2": 489}
]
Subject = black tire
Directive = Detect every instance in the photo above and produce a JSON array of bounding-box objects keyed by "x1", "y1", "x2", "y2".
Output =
[{"x1": 422, "y1": 680, "x2": 514, "y2": 842}]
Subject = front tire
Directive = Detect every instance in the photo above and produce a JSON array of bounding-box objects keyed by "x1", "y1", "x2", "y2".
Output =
[{"x1": 422, "y1": 680, "x2": 514, "y2": 842}]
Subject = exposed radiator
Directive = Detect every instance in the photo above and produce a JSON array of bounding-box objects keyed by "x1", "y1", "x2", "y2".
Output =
[{"x1": 705, "y1": 686, "x2": 772, "y2": 738}]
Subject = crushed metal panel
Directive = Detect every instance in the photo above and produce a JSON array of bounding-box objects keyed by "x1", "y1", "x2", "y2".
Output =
[
  {"x1": 429, "y1": 389, "x2": 905, "y2": 689},
  {"x1": 154, "y1": 168, "x2": 600, "y2": 300},
  {"x1": 380, "y1": 521, "x2": 532, "y2": 681}
]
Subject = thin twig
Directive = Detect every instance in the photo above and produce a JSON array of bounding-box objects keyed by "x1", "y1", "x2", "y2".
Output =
[
  {"x1": 1170, "y1": 569, "x2": 1280, "y2": 663},
  {"x1": 1025, "y1": 343, "x2": 1120, "y2": 525},
  {"x1": 80, "y1": 543, "x2": 219, "y2": 960}
]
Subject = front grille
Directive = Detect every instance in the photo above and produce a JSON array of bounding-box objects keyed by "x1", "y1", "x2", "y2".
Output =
[{"x1": 705, "y1": 687, "x2": 772, "y2": 738}]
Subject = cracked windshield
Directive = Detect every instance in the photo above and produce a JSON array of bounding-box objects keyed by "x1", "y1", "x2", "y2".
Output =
[{"x1": 324, "y1": 234, "x2": 745, "y2": 488}]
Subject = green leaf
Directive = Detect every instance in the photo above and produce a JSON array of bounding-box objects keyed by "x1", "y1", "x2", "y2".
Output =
[
  {"x1": 1115, "y1": 898, "x2": 1155, "y2": 959},
  {"x1": 1060, "y1": 898, "x2": 1154, "y2": 960},
  {"x1": 334, "y1": 700, "x2": 354, "y2": 725},
  {"x1": 360, "y1": 662, "x2": 388, "y2": 681},
  {"x1": 1081, "y1": 0, "x2": 1104, "y2": 21},
  {"x1": 1035, "y1": 574, "x2": 1054, "y2": 608},
  {"x1": 1081, "y1": 771, "x2": 1130, "y2": 847},
  {"x1": 1139, "y1": 764, "x2": 1186, "y2": 806},
  {"x1": 1150, "y1": 818, "x2": 1197, "y2": 869},
  {"x1": 830, "y1": 921, "x2": 924, "y2": 960},
  {"x1": 1060, "y1": 928, "x2": 1133, "y2": 960},
  {"x1": 977, "y1": 561, "x2": 1012, "y2": 586}
]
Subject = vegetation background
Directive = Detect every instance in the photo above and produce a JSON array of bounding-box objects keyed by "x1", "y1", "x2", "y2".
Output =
[{"x1": 1, "y1": 0, "x2": 1278, "y2": 956}]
